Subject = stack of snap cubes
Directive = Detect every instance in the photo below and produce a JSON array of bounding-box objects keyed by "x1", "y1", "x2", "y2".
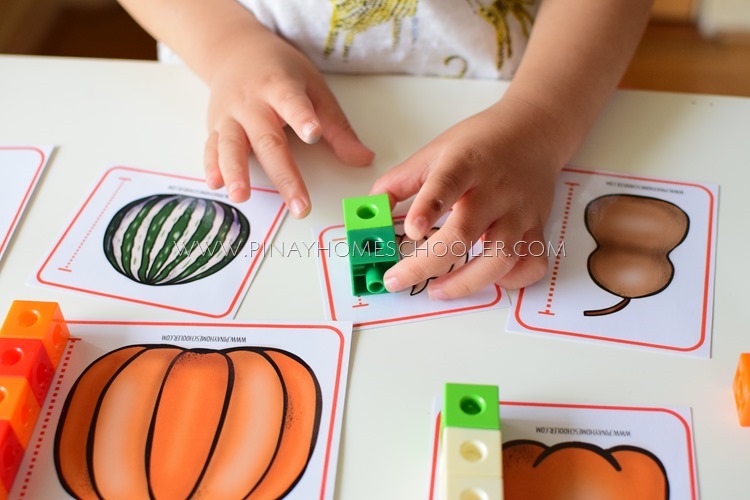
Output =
[
  {"x1": 440, "y1": 383, "x2": 503, "y2": 500},
  {"x1": 342, "y1": 193, "x2": 399, "y2": 295},
  {"x1": 0, "y1": 301, "x2": 70, "y2": 498}
]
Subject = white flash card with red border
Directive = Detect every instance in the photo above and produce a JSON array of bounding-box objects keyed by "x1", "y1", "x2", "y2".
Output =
[
  {"x1": 0, "y1": 146, "x2": 53, "y2": 264},
  {"x1": 316, "y1": 214, "x2": 510, "y2": 330},
  {"x1": 428, "y1": 400, "x2": 698, "y2": 500},
  {"x1": 12, "y1": 319, "x2": 352, "y2": 500},
  {"x1": 507, "y1": 167, "x2": 718, "y2": 357},
  {"x1": 32, "y1": 166, "x2": 286, "y2": 318}
]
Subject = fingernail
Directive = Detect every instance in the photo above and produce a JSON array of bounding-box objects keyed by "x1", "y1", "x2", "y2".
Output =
[
  {"x1": 289, "y1": 197, "x2": 308, "y2": 217},
  {"x1": 228, "y1": 182, "x2": 245, "y2": 199},
  {"x1": 428, "y1": 287, "x2": 448, "y2": 301},
  {"x1": 302, "y1": 122, "x2": 321, "y2": 144},
  {"x1": 411, "y1": 216, "x2": 428, "y2": 237},
  {"x1": 384, "y1": 273, "x2": 402, "y2": 292}
]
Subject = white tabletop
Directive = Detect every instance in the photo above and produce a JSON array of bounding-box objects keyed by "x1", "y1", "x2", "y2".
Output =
[{"x1": 1, "y1": 55, "x2": 749, "y2": 498}]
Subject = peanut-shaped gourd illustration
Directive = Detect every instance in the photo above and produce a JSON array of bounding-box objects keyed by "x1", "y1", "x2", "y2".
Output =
[{"x1": 584, "y1": 194, "x2": 689, "y2": 316}]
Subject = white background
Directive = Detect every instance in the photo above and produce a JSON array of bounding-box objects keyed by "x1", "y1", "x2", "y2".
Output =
[{"x1": 0, "y1": 56, "x2": 749, "y2": 498}]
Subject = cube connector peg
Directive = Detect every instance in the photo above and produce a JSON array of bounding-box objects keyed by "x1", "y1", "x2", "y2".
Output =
[
  {"x1": 440, "y1": 383, "x2": 503, "y2": 500},
  {"x1": 733, "y1": 353, "x2": 750, "y2": 426},
  {"x1": 342, "y1": 194, "x2": 398, "y2": 295}
]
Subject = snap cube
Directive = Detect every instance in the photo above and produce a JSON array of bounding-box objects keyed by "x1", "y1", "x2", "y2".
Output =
[
  {"x1": 440, "y1": 383, "x2": 503, "y2": 500},
  {"x1": 0, "y1": 420, "x2": 23, "y2": 492},
  {"x1": 0, "y1": 376, "x2": 41, "y2": 448},
  {"x1": 342, "y1": 194, "x2": 398, "y2": 295},
  {"x1": 0, "y1": 339, "x2": 55, "y2": 406},
  {"x1": 733, "y1": 353, "x2": 750, "y2": 426},
  {"x1": 0, "y1": 301, "x2": 69, "y2": 367}
]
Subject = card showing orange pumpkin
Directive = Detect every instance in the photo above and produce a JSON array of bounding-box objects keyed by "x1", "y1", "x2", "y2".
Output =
[
  {"x1": 429, "y1": 400, "x2": 698, "y2": 500},
  {"x1": 507, "y1": 167, "x2": 718, "y2": 357},
  {"x1": 32, "y1": 166, "x2": 287, "y2": 318},
  {"x1": 13, "y1": 319, "x2": 352, "y2": 500}
]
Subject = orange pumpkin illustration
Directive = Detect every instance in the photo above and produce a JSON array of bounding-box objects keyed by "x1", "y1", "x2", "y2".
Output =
[
  {"x1": 54, "y1": 344, "x2": 322, "y2": 499},
  {"x1": 503, "y1": 440, "x2": 669, "y2": 499}
]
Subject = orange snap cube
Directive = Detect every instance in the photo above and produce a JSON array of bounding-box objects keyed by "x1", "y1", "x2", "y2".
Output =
[
  {"x1": 0, "y1": 301, "x2": 69, "y2": 368},
  {"x1": 0, "y1": 377, "x2": 40, "y2": 448},
  {"x1": 733, "y1": 353, "x2": 750, "y2": 427}
]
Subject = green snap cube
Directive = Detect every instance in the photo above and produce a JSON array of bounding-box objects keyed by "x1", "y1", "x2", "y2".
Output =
[
  {"x1": 442, "y1": 383, "x2": 500, "y2": 431},
  {"x1": 342, "y1": 194, "x2": 393, "y2": 231}
]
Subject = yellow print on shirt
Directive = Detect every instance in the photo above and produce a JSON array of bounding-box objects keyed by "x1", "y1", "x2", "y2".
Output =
[
  {"x1": 467, "y1": 0, "x2": 535, "y2": 69},
  {"x1": 325, "y1": 0, "x2": 419, "y2": 60}
]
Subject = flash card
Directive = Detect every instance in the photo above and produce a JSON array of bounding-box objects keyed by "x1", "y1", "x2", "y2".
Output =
[
  {"x1": 13, "y1": 319, "x2": 352, "y2": 500},
  {"x1": 0, "y1": 145, "x2": 53, "y2": 264},
  {"x1": 428, "y1": 400, "x2": 698, "y2": 499},
  {"x1": 507, "y1": 167, "x2": 718, "y2": 357},
  {"x1": 316, "y1": 215, "x2": 510, "y2": 329},
  {"x1": 33, "y1": 166, "x2": 286, "y2": 318}
]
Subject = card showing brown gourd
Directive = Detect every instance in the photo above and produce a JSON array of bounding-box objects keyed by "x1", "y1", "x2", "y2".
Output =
[{"x1": 507, "y1": 167, "x2": 718, "y2": 357}]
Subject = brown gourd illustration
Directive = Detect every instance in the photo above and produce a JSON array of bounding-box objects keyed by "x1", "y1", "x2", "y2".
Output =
[
  {"x1": 584, "y1": 194, "x2": 689, "y2": 316},
  {"x1": 54, "y1": 344, "x2": 321, "y2": 499}
]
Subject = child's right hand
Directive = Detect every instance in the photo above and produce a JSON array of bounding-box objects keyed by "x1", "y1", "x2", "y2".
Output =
[{"x1": 203, "y1": 27, "x2": 374, "y2": 214}]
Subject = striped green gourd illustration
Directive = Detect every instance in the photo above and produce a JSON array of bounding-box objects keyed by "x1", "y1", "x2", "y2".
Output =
[{"x1": 103, "y1": 194, "x2": 250, "y2": 285}]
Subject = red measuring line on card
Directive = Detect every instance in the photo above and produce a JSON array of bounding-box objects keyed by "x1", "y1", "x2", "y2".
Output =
[
  {"x1": 538, "y1": 182, "x2": 579, "y2": 316},
  {"x1": 57, "y1": 177, "x2": 131, "y2": 272},
  {"x1": 331, "y1": 236, "x2": 371, "y2": 309},
  {"x1": 352, "y1": 295, "x2": 369, "y2": 309},
  {"x1": 18, "y1": 339, "x2": 80, "y2": 498}
]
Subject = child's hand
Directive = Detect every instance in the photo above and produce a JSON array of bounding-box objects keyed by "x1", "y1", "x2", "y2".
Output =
[
  {"x1": 371, "y1": 98, "x2": 562, "y2": 299},
  {"x1": 203, "y1": 28, "x2": 374, "y2": 214}
]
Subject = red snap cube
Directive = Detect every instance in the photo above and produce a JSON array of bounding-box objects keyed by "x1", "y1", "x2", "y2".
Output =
[
  {"x1": 0, "y1": 339, "x2": 54, "y2": 406},
  {"x1": 0, "y1": 420, "x2": 23, "y2": 491}
]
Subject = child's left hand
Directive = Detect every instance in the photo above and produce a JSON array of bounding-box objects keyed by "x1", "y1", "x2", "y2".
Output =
[{"x1": 371, "y1": 97, "x2": 562, "y2": 299}]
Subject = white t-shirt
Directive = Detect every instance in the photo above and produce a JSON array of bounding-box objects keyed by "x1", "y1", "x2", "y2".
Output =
[{"x1": 159, "y1": 0, "x2": 540, "y2": 80}]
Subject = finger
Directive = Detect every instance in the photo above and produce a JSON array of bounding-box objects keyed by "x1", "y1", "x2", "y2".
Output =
[
  {"x1": 369, "y1": 150, "x2": 432, "y2": 209},
  {"x1": 270, "y1": 82, "x2": 322, "y2": 145},
  {"x1": 403, "y1": 163, "x2": 472, "y2": 240},
  {"x1": 425, "y1": 220, "x2": 524, "y2": 299},
  {"x1": 384, "y1": 203, "x2": 485, "y2": 293},
  {"x1": 216, "y1": 119, "x2": 251, "y2": 202},
  {"x1": 308, "y1": 82, "x2": 374, "y2": 166},
  {"x1": 493, "y1": 226, "x2": 549, "y2": 290},
  {"x1": 203, "y1": 131, "x2": 224, "y2": 189},
  {"x1": 239, "y1": 105, "x2": 311, "y2": 218}
]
